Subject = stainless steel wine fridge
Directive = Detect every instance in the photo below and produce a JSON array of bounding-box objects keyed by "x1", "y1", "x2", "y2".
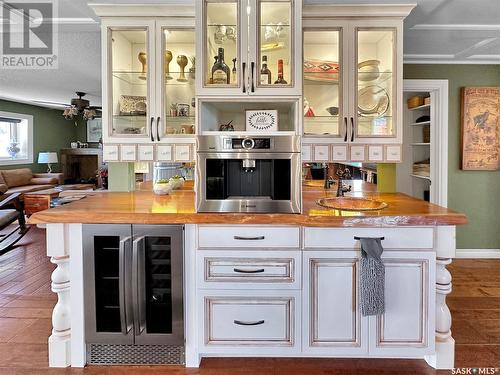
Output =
[{"x1": 83, "y1": 224, "x2": 184, "y2": 365}]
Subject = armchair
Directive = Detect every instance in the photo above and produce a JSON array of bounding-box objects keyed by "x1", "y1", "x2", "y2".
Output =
[{"x1": 0, "y1": 192, "x2": 29, "y2": 254}]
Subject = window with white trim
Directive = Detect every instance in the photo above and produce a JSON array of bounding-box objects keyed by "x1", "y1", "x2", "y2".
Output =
[{"x1": 0, "y1": 111, "x2": 33, "y2": 165}]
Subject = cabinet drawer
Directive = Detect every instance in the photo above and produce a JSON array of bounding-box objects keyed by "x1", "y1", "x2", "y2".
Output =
[
  {"x1": 156, "y1": 145, "x2": 173, "y2": 161},
  {"x1": 332, "y1": 145, "x2": 347, "y2": 161},
  {"x1": 120, "y1": 145, "x2": 137, "y2": 161},
  {"x1": 197, "y1": 250, "x2": 301, "y2": 289},
  {"x1": 102, "y1": 145, "x2": 119, "y2": 161},
  {"x1": 203, "y1": 294, "x2": 296, "y2": 346},
  {"x1": 313, "y1": 145, "x2": 330, "y2": 161},
  {"x1": 303, "y1": 227, "x2": 434, "y2": 249},
  {"x1": 301, "y1": 144, "x2": 312, "y2": 162},
  {"x1": 138, "y1": 145, "x2": 154, "y2": 161},
  {"x1": 175, "y1": 144, "x2": 191, "y2": 161},
  {"x1": 368, "y1": 145, "x2": 384, "y2": 161},
  {"x1": 197, "y1": 225, "x2": 300, "y2": 249},
  {"x1": 385, "y1": 145, "x2": 401, "y2": 162},
  {"x1": 350, "y1": 145, "x2": 366, "y2": 161}
]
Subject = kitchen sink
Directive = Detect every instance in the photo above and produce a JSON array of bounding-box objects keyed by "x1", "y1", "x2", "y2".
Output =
[{"x1": 316, "y1": 197, "x2": 388, "y2": 211}]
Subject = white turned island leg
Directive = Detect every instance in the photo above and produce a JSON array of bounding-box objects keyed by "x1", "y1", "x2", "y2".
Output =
[
  {"x1": 46, "y1": 224, "x2": 71, "y2": 367},
  {"x1": 425, "y1": 226, "x2": 456, "y2": 370}
]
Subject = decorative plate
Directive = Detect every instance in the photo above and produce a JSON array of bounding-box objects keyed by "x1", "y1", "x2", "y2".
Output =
[
  {"x1": 358, "y1": 85, "x2": 390, "y2": 116},
  {"x1": 303, "y1": 60, "x2": 339, "y2": 83}
]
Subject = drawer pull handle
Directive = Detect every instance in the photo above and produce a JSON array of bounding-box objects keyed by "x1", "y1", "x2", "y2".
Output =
[
  {"x1": 354, "y1": 236, "x2": 385, "y2": 240},
  {"x1": 233, "y1": 235, "x2": 265, "y2": 241},
  {"x1": 234, "y1": 319, "x2": 265, "y2": 326},
  {"x1": 233, "y1": 268, "x2": 265, "y2": 274}
]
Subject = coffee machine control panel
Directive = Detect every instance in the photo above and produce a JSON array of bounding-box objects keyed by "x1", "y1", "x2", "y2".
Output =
[{"x1": 224, "y1": 138, "x2": 271, "y2": 150}]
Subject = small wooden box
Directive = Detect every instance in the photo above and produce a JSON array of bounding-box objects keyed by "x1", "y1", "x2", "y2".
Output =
[
  {"x1": 407, "y1": 96, "x2": 424, "y2": 109},
  {"x1": 423, "y1": 125, "x2": 430, "y2": 143}
]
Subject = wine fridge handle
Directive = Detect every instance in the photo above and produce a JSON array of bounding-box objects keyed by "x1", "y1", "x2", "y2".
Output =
[
  {"x1": 251, "y1": 62, "x2": 255, "y2": 93},
  {"x1": 150, "y1": 117, "x2": 154, "y2": 142},
  {"x1": 344, "y1": 117, "x2": 348, "y2": 142},
  {"x1": 350, "y1": 117, "x2": 354, "y2": 142},
  {"x1": 156, "y1": 116, "x2": 160, "y2": 142},
  {"x1": 119, "y1": 236, "x2": 131, "y2": 335},
  {"x1": 242, "y1": 62, "x2": 246, "y2": 93},
  {"x1": 132, "y1": 236, "x2": 145, "y2": 336}
]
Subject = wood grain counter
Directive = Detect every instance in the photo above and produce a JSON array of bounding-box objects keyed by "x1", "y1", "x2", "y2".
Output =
[{"x1": 28, "y1": 187, "x2": 467, "y2": 227}]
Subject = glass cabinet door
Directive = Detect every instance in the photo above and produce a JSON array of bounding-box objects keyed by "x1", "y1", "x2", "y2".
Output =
[
  {"x1": 108, "y1": 26, "x2": 153, "y2": 139},
  {"x1": 160, "y1": 27, "x2": 196, "y2": 137},
  {"x1": 303, "y1": 29, "x2": 343, "y2": 137},
  {"x1": 203, "y1": 1, "x2": 240, "y2": 88},
  {"x1": 257, "y1": 0, "x2": 293, "y2": 88},
  {"x1": 355, "y1": 28, "x2": 396, "y2": 138}
]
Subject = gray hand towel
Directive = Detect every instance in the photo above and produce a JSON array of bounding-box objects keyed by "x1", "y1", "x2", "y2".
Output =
[{"x1": 358, "y1": 237, "x2": 385, "y2": 316}]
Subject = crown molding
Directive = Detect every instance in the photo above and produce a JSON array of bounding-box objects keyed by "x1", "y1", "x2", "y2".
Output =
[
  {"x1": 411, "y1": 24, "x2": 500, "y2": 31},
  {"x1": 303, "y1": 4, "x2": 416, "y2": 19},
  {"x1": 89, "y1": 3, "x2": 194, "y2": 18}
]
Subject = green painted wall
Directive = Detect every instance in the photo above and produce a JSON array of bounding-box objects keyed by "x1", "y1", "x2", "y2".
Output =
[
  {"x1": 377, "y1": 164, "x2": 396, "y2": 193},
  {"x1": 0, "y1": 99, "x2": 86, "y2": 173},
  {"x1": 404, "y1": 65, "x2": 500, "y2": 250},
  {"x1": 108, "y1": 162, "x2": 136, "y2": 192}
]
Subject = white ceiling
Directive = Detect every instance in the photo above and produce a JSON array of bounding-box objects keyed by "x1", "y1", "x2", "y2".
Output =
[{"x1": 0, "y1": 0, "x2": 499, "y2": 109}]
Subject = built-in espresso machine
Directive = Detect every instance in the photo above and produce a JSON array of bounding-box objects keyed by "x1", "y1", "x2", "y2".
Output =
[{"x1": 196, "y1": 135, "x2": 301, "y2": 213}]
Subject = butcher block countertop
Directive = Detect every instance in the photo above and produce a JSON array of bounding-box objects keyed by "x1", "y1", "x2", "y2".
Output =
[{"x1": 28, "y1": 182, "x2": 467, "y2": 227}]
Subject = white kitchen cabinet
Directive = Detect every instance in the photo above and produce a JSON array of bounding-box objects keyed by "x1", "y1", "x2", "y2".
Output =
[
  {"x1": 156, "y1": 144, "x2": 173, "y2": 161},
  {"x1": 302, "y1": 251, "x2": 368, "y2": 355},
  {"x1": 197, "y1": 250, "x2": 301, "y2": 289},
  {"x1": 102, "y1": 144, "x2": 119, "y2": 162},
  {"x1": 198, "y1": 290, "x2": 301, "y2": 354},
  {"x1": 196, "y1": 0, "x2": 302, "y2": 96},
  {"x1": 369, "y1": 251, "x2": 435, "y2": 357},
  {"x1": 120, "y1": 144, "x2": 137, "y2": 161},
  {"x1": 302, "y1": 5, "x2": 414, "y2": 162},
  {"x1": 91, "y1": 4, "x2": 197, "y2": 158},
  {"x1": 138, "y1": 144, "x2": 154, "y2": 161}
]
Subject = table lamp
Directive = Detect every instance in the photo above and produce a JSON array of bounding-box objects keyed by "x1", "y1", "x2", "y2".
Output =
[{"x1": 38, "y1": 152, "x2": 58, "y2": 173}]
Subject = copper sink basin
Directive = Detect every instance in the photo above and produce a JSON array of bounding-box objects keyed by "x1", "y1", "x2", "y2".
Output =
[{"x1": 316, "y1": 197, "x2": 388, "y2": 211}]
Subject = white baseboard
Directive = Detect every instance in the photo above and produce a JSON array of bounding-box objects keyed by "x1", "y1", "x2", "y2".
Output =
[{"x1": 455, "y1": 249, "x2": 500, "y2": 259}]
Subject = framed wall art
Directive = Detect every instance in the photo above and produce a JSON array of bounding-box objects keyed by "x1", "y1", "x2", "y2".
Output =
[
  {"x1": 461, "y1": 87, "x2": 500, "y2": 170},
  {"x1": 87, "y1": 118, "x2": 102, "y2": 143}
]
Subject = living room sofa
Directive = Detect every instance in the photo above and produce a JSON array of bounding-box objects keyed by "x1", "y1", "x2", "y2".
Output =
[{"x1": 0, "y1": 168, "x2": 63, "y2": 196}]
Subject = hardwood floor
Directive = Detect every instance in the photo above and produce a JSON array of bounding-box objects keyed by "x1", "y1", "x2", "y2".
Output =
[{"x1": 0, "y1": 227, "x2": 498, "y2": 374}]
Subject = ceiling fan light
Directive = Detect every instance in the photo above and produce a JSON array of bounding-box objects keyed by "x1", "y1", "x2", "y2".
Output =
[{"x1": 83, "y1": 109, "x2": 96, "y2": 120}]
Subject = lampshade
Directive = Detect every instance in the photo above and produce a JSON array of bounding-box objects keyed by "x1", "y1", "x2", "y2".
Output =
[{"x1": 38, "y1": 152, "x2": 58, "y2": 164}]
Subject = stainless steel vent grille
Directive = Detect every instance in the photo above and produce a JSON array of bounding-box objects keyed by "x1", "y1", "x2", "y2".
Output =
[{"x1": 87, "y1": 344, "x2": 185, "y2": 365}]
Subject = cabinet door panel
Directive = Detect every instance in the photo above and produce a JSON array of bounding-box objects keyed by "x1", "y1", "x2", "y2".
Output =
[
  {"x1": 303, "y1": 29, "x2": 343, "y2": 138},
  {"x1": 354, "y1": 27, "x2": 396, "y2": 140},
  {"x1": 198, "y1": 0, "x2": 243, "y2": 95},
  {"x1": 157, "y1": 24, "x2": 196, "y2": 139},
  {"x1": 369, "y1": 252, "x2": 435, "y2": 356},
  {"x1": 303, "y1": 252, "x2": 368, "y2": 354},
  {"x1": 104, "y1": 21, "x2": 156, "y2": 142}
]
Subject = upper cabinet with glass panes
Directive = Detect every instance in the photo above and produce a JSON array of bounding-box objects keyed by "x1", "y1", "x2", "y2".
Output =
[
  {"x1": 93, "y1": 4, "x2": 196, "y2": 144},
  {"x1": 196, "y1": 0, "x2": 302, "y2": 96},
  {"x1": 302, "y1": 5, "x2": 414, "y2": 147}
]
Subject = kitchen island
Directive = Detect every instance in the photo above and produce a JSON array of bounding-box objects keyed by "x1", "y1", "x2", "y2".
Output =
[{"x1": 29, "y1": 189, "x2": 466, "y2": 370}]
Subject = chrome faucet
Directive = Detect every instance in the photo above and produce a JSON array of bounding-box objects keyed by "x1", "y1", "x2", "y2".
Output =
[
  {"x1": 323, "y1": 163, "x2": 334, "y2": 189},
  {"x1": 336, "y1": 168, "x2": 352, "y2": 197}
]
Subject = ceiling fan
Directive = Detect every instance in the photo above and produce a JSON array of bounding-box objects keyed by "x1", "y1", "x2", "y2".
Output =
[{"x1": 34, "y1": 92, "x2": 102, "y2": 120}]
